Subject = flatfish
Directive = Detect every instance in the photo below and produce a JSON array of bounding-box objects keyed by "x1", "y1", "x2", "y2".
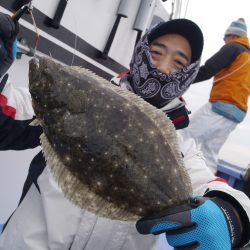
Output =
[{"x1": 29, "y1": 57, "x2": 192, "y2": 220}]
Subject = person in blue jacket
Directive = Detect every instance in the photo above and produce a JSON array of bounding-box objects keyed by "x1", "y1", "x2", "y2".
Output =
[{"x1": 0, "y1": 12, "x2": 250, "y2": 250}]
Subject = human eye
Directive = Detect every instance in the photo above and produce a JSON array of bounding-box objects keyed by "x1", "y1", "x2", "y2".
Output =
[
  {"x1": 149, "y1": 45, "x2": 163, "y2": 57},
  {"x1": 150, "y1": 49, "x2": 162, "y2": 57},
  {"x1": 174, "y1": 58, "x2": 187, "y2": 69}
]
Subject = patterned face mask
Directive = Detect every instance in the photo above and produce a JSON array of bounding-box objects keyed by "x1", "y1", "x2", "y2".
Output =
[{"x1": 129, "y1": 29, "x2": 200, "y2": 109}]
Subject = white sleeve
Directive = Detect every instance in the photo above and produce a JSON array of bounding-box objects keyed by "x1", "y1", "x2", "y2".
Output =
[
  {"x1": 178, "y1": 133, "x2": 250, "y2": 225},
  {"x1": 1, "y1": 80, "x2": 34, "y2": 120}
]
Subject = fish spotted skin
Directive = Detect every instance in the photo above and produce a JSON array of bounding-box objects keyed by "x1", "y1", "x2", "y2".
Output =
[{"x1": 29, "y1": 58, "x2": 192, "y2": 220}]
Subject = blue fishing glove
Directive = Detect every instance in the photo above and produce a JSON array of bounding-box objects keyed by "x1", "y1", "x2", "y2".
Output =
[
  {"x1": 136, "y1": 197, "x2": 243, "y2": 249},
  {"x1": 0, "y1": 13, "x2": 19, "y2": 77}
]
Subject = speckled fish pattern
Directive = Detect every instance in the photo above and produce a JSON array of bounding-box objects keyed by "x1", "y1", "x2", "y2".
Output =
[{"x1": 29, "y1": 58, "x2": 192, "y2": 220}]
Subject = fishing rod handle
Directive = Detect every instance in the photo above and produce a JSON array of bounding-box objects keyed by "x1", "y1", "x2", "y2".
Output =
[{"x1": 12, "y1": 4, "x2": 30, "y2": 21}]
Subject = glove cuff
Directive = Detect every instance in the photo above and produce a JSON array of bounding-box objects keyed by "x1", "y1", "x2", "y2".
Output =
[{"x1": 212, "y1": 197, "x2": 242, "y2": 248}]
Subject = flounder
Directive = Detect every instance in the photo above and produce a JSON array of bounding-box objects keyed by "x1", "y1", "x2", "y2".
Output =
[{"x1": 29, "y1": 57, "x2": 192, "y2": 220}]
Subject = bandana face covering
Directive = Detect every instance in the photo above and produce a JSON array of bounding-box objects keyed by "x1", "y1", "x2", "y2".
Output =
[{"x1": 129, "y1": 28, "x2": 200, "y2": 109}]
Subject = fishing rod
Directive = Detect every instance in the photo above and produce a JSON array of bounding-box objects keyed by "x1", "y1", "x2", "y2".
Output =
[
  {"x1": 11, "y1": 2, "x2": 33, "y2": 21},
  {"x1": 0, "y1": 2, "x2": 33, "y2": 54},
  {"x1": 12, "y1": 1, "x2": 39, "y2": 57},
  {"x1": 0, "y1": 2, "x2": 32, "y2": 74}
]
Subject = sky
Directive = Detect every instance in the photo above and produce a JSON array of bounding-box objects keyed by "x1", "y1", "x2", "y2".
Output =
[{"x1": 162, "y1": 0, "x2": 250, "y2": 169}]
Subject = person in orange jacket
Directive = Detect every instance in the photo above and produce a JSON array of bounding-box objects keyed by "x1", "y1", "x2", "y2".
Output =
[{"x1": 181, "y1": 18, "x2": 250, "y2": 174}]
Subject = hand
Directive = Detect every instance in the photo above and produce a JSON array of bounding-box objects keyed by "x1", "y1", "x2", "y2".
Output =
[
  {"x1": 0, "y1": 13, "x2": 19, "y2": 77},
  {"x1": 136, "y1": 197, "x2": 243, "y2": 249}
]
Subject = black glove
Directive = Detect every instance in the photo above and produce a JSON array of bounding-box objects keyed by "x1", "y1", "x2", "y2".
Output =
[
  {"x1": 0, "y1": 13, "x2": 19, "y2": 77},
  {"x1": 136, "y1": 197, "x2": 243, "y2": 249}
]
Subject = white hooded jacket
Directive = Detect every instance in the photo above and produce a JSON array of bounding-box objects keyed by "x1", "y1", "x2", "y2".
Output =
[{"x1": 0, "y1": 79, "x2": 249, "y2": 250}]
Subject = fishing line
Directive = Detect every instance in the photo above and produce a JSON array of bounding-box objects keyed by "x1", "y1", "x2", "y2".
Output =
[
  {"x1": 12, "y1": 1, "x2": 40, "y2": 59},
  {"x1": 30, "y1": 10, "x2": 39, "y2": 57},
  {"x1": 28, "y1": 2, "x2": 75, "y2": 65}
]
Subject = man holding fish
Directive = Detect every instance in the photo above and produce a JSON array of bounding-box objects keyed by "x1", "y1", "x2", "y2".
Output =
[{"x1": 0, "y1": 12, "x2": 250, "y2": 250}]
